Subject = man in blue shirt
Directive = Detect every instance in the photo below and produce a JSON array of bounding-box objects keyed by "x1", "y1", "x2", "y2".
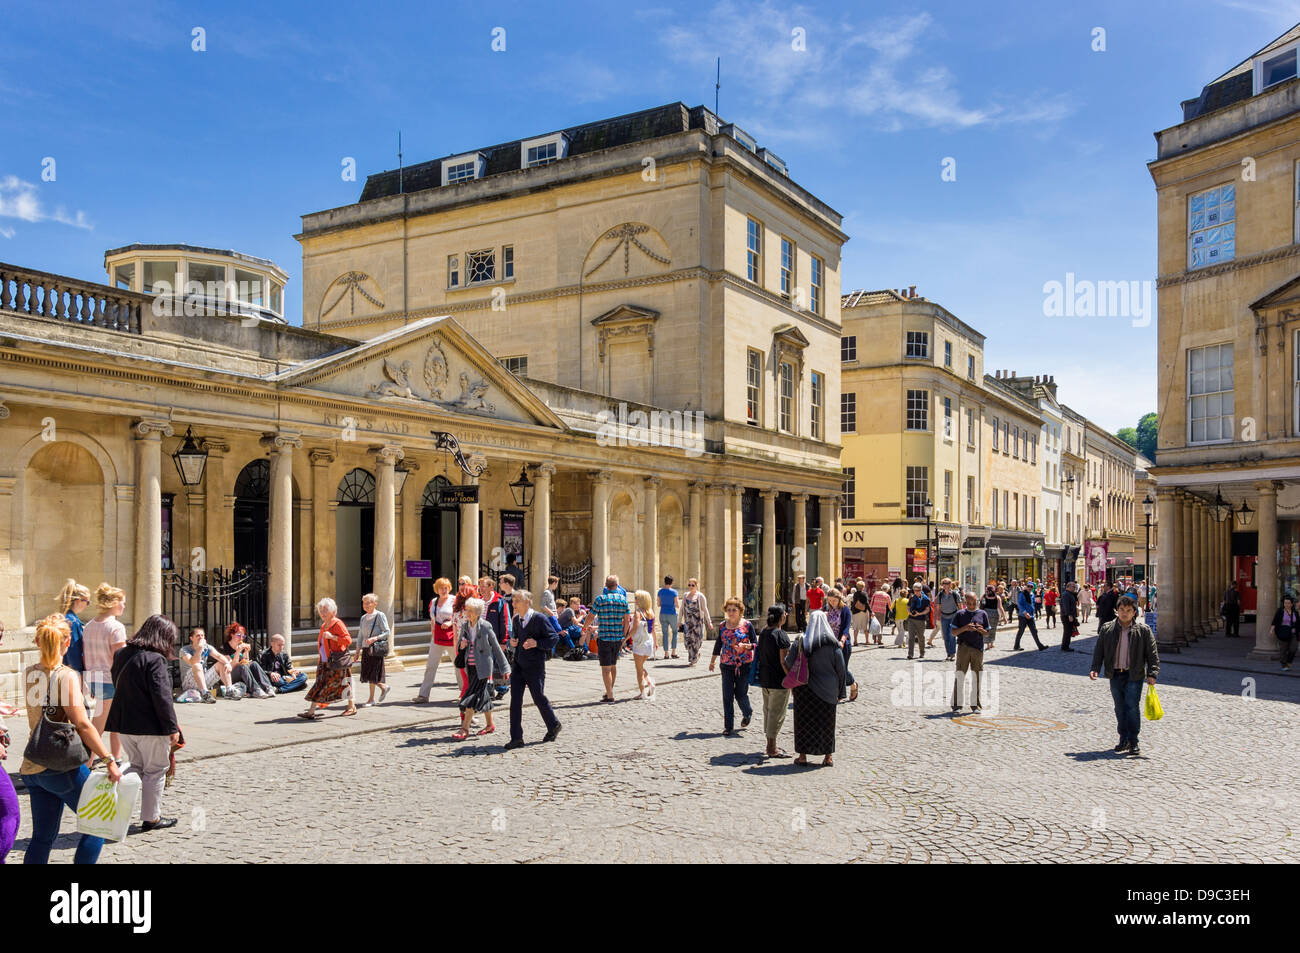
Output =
[
  {"x1": 1013, "y1": 582, "x2": 1046, "y2": 650},
  {"x1": 950, "y1": 592, "x2": 990, "y2": 711},
  {"x1": 657, "y1": 576, "x2": 680, "y2": 660},
  {"x1": 587, "y1": 575, "x2": 631, "y2": 701}
]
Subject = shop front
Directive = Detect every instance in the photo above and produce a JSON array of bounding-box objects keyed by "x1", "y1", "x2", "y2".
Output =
[
  {"x1": 959, "y1": 535, "x2": 988, "y2": 593},
  {"x1": 935, "y1": 528, "x2": 962, "y2": 585},
  {"x1": 987, "y1": 534, "x2": 1046, "y2": 584}
]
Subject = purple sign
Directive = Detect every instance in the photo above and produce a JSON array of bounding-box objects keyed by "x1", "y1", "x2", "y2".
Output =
[{"x1": 405, "y1": 560, "x2": 432, "y2": 579}]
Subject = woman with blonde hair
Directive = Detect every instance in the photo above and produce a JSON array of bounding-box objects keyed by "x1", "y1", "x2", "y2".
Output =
[
  {"x1": 83, "y1": 583, "x2": 127, "y2": 754},
  {"x1": 21, "y1": 615, "x2": 122, "y2": 864},
  {"x1": 298, "y1": 598, "x2": 357, "y2": 720},
  {"x1": 629, "y1": 589, "x2": 657, "y2": 699},
  {"x1": 57, "y1": 579, "x2": 91, "y2": 674},
  {"x1": 416, "y1": 577, "x2": 457, "y2": 703}
]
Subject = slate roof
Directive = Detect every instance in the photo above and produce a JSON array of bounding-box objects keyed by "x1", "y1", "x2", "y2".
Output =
[
  {"x1": 1181, "y1": 22, "x2": 1300, "y2": 121},
  {"x1": 359, "y1": 103, "x2": 722, "y2": 201}
]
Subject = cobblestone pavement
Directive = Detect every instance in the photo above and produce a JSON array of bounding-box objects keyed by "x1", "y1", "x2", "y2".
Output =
[{"x1": 9, "y1": 622, "x2": 1300, "y2": 864}]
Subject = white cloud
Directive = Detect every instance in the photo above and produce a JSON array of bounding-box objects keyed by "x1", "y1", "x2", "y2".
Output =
[
  {"x1": 0, "y1": 175, "x2": 92, "y2": 231},
  {"x1": 660, "y1": 3, "x2": 1074, "y2": 132},
  {"x1": 0, "y1": 226, "x2": 14, "y2": 239}
]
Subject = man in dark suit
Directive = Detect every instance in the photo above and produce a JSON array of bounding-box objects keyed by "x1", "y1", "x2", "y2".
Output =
[
  {"x1": 1089, "y1": 595, "x2": 1159, "y2": 755},
  {"x1": 504, "y1": 589, "x2": 561, "y2": 750},
  {"x1": 1059, "y1": 581, "x2": 1080, "y2": 652}
]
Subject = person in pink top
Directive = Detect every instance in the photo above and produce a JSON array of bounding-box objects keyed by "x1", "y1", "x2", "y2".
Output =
[
  {"x1": 82, "y1": 582, "x2": 128, "y2": 757},
  {"x1": 870, "y1": 586, "x2": 891, "y2": 642}
]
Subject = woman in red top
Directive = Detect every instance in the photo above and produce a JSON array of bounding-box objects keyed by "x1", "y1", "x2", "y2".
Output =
[
  {"x1": 299, "y1": 597, "x2": 357, "y2": 720},
  {"x1": 1044, "y1": 585, "x2": 1059, "y2": 629}
]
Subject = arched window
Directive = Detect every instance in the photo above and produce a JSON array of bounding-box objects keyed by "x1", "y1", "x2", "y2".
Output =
[
  {"x1": 234, "y1": 458, "x2": 270, "y2": 500},
  {"x1": 421, "y1": 474, "x2": 453, "y2": 509},
  {"x1": 337, "y1": 468, "x2": 375, "y2": 504}
]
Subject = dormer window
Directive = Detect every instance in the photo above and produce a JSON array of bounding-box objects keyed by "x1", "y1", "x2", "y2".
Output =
[
  {"x1": 521, "y1": 133, "x2": 568, "y2": 169},
  {"x1": 759, "y1": 148, "x2": 787, "y2": 176},
  {"x1": 442, "y1": 151, "x2": 486, "y2": 185},
  {"x1": 1255, "y1": 42, "x2": 1299, "y2": 93},
  {"x1": 720, "y1": 123, "x2": 757, "y2": 153}
]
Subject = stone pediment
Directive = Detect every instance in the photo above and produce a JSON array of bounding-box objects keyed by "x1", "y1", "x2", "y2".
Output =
[
  {"x1": 1249, "y1": 273, "x2": 1300, "y2": 312},
  {"x1": 276, "y1": 316, "x2": 565, "y2": 430}
]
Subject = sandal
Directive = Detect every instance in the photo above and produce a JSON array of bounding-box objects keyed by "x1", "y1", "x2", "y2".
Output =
[
  {"x1": 296, "y1": 710, "x2": 320, "y2": 720},
  {"x1": 476, "y1": 726, "x2": 496, "y2": 736},
  {"x1": 794, "y1": 756, "x2": 811, "y2": 767},
  {"x1": 452, "y1": 730, "x2": 469, "y2": 741},
  {"x1": 342, "y1": 707, "x2": 358, "y2": 716}
]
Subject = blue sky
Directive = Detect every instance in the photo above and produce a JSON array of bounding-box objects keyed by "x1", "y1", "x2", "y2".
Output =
[{"x1": 3, "y1": 0, "x2": 1299, "y2": 432}]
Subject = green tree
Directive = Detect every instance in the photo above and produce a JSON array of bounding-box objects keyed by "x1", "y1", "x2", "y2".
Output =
[
  {"x1": 1116, "y1": 427, "x2": 1137, "y2": 450},
  {"x1": 1136, "y1": 412, "x2": 1158, "y2": 460}
]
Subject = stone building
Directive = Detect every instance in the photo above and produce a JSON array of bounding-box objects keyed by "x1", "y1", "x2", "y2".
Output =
[
  {"x1": 1148, "y1": 25, "x2": 1300, "y2": 653},
  {"x1": 1082, "y1": 421, "x2": 1138, "y2": 585},
  {"x1": 0, "y1": 103, "x2": 846, "y2": 696},
  {"x1": 983, "y1": 372, "x2": 1048, "y2": 582}
]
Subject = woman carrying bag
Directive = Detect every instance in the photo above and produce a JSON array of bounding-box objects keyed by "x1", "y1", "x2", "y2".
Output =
[
  {"x1": 784, "y1": 610, "x2": 847, "y2": 768},
  {"x1": 1271, "y1": 594, "x2": 1298, "y2": 670},
  {"x1": 453, "y1": 597, "x2": 510, "y2": 740},
  {"x1": 21, "y1": 614, "x2": 122, "y2": 864},
  {"x1": 358, "y1": 592, "x2": 391, "y2": 707}
]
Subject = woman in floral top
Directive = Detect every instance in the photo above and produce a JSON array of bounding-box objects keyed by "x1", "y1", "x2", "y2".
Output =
[{"x1": 708, "y1": 597, "x2": 755, "y2": 736}]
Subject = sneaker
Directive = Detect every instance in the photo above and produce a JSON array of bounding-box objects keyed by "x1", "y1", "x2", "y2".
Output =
[
  {"x1": 1128, "y1": 742, "x2": 1142, "y2": 756},
  {"x1": 413, "y1": 695, "x2": 429, "y2": 704},
  {"x1": 542, "y1": 723, "x2": 562, "y2": 742},
  {"x1": 1113, "y1": 740, "x2": 1130, "y2": 753},
  {"x1": 201, "y1": 693, "x2": 217, "y2": 704},
  {"x1": 379, "y1": 686, "x2": 391, "y2": 704},
  {"x1": 139, "y1": 816, "x2": 179, "y2": 832}
]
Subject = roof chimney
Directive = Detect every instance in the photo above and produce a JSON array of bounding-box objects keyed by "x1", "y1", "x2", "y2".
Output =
[{"x1": 908, "y1": 285, "x2": 916, "y2": 298}]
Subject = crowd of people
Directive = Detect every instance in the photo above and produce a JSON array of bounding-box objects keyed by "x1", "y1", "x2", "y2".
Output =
[{"x1": 1, "y1": 564, "x2": 1291, "y2": 865}]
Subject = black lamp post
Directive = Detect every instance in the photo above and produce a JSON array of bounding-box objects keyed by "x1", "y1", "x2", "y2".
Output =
[
  {"x1": 1141, "y1": 492, "x2": 1154, "y2": 587},
  {"x1": 923, "y1": 498, "x2": 934, "y2": 585}
]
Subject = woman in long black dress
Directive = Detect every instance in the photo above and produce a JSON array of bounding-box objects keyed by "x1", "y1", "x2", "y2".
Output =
[{"x1": 785, "y1": 610, "x2": 847, "y2": 767}]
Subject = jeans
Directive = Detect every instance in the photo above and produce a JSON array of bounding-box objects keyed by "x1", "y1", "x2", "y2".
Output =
[
  {"x1": 23, "y1": 765, "x2": 104, "y2": 864},
  {"x1": 1281, "y1": 637, "x2": 1298, "y2": 667},
  {"x1": 840, "y1": 641, "x2": 855, "y2": 686},
  {"x1": 659, "y1": 613, "x2": 678, "y2": 652},
  {"x1": 273, "y1": 672, "x2": 307, "y2": 693},
  {"x1": 940, "y1": 616, "x2": 956, "y2": 656},
  {"x1": 1109, "y1": 676, "x2": 1143, "y2": 745},
  {"x1": 233, "y1": 661, "x2": 273, "y2": 694},
  {"x1": 1224, "y1": 609, "x2": 1239, "y2": 637},
  {"x1": 719, "y1": 663, "x2": 753, "y2": 732}
]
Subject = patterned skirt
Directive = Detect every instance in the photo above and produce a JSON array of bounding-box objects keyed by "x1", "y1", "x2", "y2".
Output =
[
  {"x1": 791, "y1": 685, "x2": 836, "y2": 755},
  {"x1": 305, "y1": 664, "x2": 351, "y2": 704},
  {"x1": 460, "y1": 671, "x2": 496, "y2": 712}
]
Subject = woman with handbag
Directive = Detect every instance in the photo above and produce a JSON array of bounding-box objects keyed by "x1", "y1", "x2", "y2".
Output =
[
  {"x1": 708, "y1": 597, "x2": 756, "y2": 736},
  {"x1": 757, "y1": 604, "x2": 792, "y2": 759},
  {"x1": 416, "y1": 577, "x2": 458, "y2": 703},
  {"x1": 358, "y1": 593, "x2": 391, "y2": 706},
  {"x1": 784, "y1": 610, "x2": 847, "y2": 768},
  {"x1": 629, "y1": 590, "x2": 657, "y2": 699},
  {"x1": 299, "y1": 598, "x2": 357, "y2": 720},
  {"x1": 20, "y1": 614, "x2": 122, "y2": 864},
  {"x1": 453, "y1": 597, "x2": 510, "y2": 740},
  {"x1": 1271, "y1": 593, "x2": 1298, "y2": 670},
  {"x1": 106, "y1": 614, "x2": 180, "y2": 833}
]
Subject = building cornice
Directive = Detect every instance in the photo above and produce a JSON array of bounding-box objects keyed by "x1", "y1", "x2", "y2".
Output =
[{"x1": 1156, "y1": 242, "x2": 1300, "y2": 288}]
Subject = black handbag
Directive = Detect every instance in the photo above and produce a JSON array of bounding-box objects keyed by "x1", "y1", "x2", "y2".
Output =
[
  {"x1": 454, "y1": 642, "x2": 467, "y2": 669},
  {"x1": 22, "y1": 666, "x2": 90, "y2": 773},
  {"x1": 363, "y1": 615, "x2": 390, "y2": 658},
  {"x1": 326, "y1": 650, "x2": 354, "y2": 671}
]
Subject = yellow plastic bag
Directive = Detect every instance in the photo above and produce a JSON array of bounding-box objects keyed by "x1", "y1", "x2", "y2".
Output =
[{"x1": 1144, "y1": 685, "x2": 1164, "y2": 721}]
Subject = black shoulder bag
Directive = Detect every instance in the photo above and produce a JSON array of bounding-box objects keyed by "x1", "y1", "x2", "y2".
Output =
[{"x1": 23, "y1": 666, "x2": 90, "y2": 773}]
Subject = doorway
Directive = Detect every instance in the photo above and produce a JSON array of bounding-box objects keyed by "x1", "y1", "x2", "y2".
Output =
[
  {"x1": 419, "y1": 476, "x2": 460, "y2": 613},
  {"x1": 335, "y1": 468, "x2": 375, "y2": 619},
  {"x1": 233, "y1": 459, "x2": 269, "y2": 572}
]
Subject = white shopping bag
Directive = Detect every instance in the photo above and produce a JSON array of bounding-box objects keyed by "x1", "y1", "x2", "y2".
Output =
[{"x1": 76, "y1": 761, "x2": 142, "y2": 842}]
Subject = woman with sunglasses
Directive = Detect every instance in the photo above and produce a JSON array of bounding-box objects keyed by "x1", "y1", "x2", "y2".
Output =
[{"x1": 679, "y1": 577, "x2": 714, "y2": 667}]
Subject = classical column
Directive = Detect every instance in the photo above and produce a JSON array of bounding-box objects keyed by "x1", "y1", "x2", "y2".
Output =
[
  {"x1": 531, "y1": 464, "x2": 555, "y2": 594},
  {"x1": 1190, "y1": 500, "x2": 1205, "y2": 635},
  {"x1": 373, "y1": 444, "x2": 403, "y2": 626},
  {"x1": 761, "y1": 488, "x2": 777, "y2": 609},
  {"x1": 134, "y1": 419, "x2": 173, "y2": 625},
  {"x1": 399, "y1": 460, "x2": 421, "y2": 620},
  {"x1": 200, "y1": 438, "x2": 229, "y2": 571},
  {"x1": 591, "y1": 470, "x2": 612, "y2": 589},
  {"x1": 708, "y1": 484, "x2": 726, "y2": 607},
  {"x1": 730, "y1": 485, "x2": 744, "y2": 598},
  {"x1": 1177, "y1": 492, "x2": 1194, "y2": 643},
  {"x1": 1251, "y1": 482, "x2": 1280, "y2": 659},
  {"x1": 1156, "y1": 487, "x2": 1177, "y2": 638},
  {"x1": 643, "y1": 476, "x2": 661, "y2": 593},
  {"x1": 309, "y1": 450, "x2": 335, "y2": 609},
  {"x1": 262, "y1": 432, "x2": 301, "y2": 642},
  {"x1": 686, "y1": 482, "x2": 702, "y2": 585},
  {"x1": 294, "y1": 498, "x2": 311, "y2": 627},
  {"x1": 1203, "y1": 505, "x2": 1215, "y2": 631},
  {"x1": 794, "y1": 493, "x2": 808, "y2": 587},
  {"x1": 819, "y1": 495, "x2": 835, "y2": 585},
  {"x1": 0, "y1": 476, "x2": 19, "y2": 628},
  {"x1": 458, "y1": 456, "x2": 485, "y2": 584}
]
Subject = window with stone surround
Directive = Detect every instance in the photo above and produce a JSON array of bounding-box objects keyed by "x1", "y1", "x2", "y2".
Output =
[
  {"x1": 1187, "y1": 343, "x2": 1234, "y2": 443},
  {"x1": 1187, "y1": 183, "x2": 1235, "y2": 270},
  {"x1": 811, "y1": 255, "x2": 824, "y2": 314},
  {"x1": 841, "y1": 335, "x2": 857, "y2": 362},
  {"x1": 841, "y1": 392, "x2": 856, "y2": 434},
  {"x1": 842, "y1": 468, "x2": 856, "y2": 519},
  {"x1": 779, "y1": 236, "x2": 795, "y2": 300},
  {"x1": 811, "y1": 370, "x2": 824, "y2": 439},
  {"x1": 746, "y1": 218, "x2": 762, "y2": 284},
  {"x1": 906, "y1": 389, "x2": 928, "y2": 431},
  {"x1": 466, "y1": 249, "x2": 496, "y2": 285},
  {"x1": 906, "y1": 331, "x2": 929, "y2": 360},
  {"x1": 746, "y1": 349, "x2": 762, "y2": 426},
  {"x1": 778, "y1": 360, "x2": 794, "y2": 433},
  {"x1": 906, "y1": 466, "x2": 928, "y2": 519}
]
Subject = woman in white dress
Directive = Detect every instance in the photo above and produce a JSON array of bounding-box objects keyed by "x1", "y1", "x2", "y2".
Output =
[{"x1": 630, "y1": 590, "x2": 657, "y2": 699}]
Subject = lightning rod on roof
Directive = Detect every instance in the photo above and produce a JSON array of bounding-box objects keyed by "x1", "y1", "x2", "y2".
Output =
[
  {"x1": 398, "y1": 130, "x2": 403, "y2": 193},
  {"x1": 715, "y1": 57, "x2": 720, "y2": 115}
]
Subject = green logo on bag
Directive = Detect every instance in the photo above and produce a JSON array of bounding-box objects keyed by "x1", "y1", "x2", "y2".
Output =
[{"x1": 78, "y1": 791, "x2": 117, "y2": 820}]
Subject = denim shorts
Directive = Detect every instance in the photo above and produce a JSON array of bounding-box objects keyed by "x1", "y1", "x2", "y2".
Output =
[{"x1": 85, "y1": 673, "x2": 115, "y2": 702}]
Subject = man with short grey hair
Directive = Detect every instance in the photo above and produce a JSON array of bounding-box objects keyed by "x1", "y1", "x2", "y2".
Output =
[{"x1": 504, "y1": 589, "x2": 561, "y2": 750}]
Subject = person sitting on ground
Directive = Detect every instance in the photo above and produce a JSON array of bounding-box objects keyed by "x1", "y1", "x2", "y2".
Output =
[
  {"x1": 220, "y1": 623, "x2": 277, "y2": 698},
  {"x1": 179, "y1": 627, "x2": 232, "y2": 702},
  {"x1": 259, "y1": 633, "x2": 307, "y2": 693}
]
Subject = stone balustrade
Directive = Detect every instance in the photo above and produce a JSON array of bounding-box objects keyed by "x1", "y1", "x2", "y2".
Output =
[{"x1": 0, "y1": 261, "x2": 146, "y2": 333}]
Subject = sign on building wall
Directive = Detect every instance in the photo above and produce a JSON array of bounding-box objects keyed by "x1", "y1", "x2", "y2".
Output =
[
  {"x1": 1085, "y1": 540, "x2": 1108, "y2": 585},
  {"x1": 500, "y1": 510, "x2": 525, "y2": 573},
  {"x1": 405, "y1": 560, "x2": 432, "y2": 579},
  {"x1": 438, "y1": 486, "x2": 480, "y2": 507}
]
